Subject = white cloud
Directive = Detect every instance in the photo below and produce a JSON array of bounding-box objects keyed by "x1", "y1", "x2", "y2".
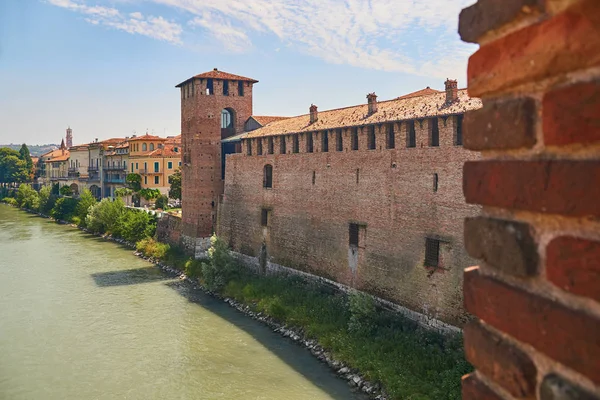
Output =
[
  {"x1": 47, "y1": 0, "x2": 182, "y2": 44},
  {"x1": 150, "y1": 0, "x2": 476, "y2": 78}
]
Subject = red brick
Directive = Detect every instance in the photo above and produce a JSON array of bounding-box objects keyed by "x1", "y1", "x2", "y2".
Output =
[
  {"x1": 464, "y1": 97, "x2": 537, "y2": 150},
  {"x1": 464, "y1": 266, "x2": 600, "y2": 384},
  {"x1": 467, "y1": 0, "x2": 600, "y2": 97},
  {"x1": 543, "y1": 80, "x2": 600, "y2": 146},
  {"x1": 546, "y1": 236, "x2": 600, "y2": 302},
  {"x1": 462, "y1": 373, "x2": 505, "y2": 400},
  {"x1": 464, "y1": 321, "x2": 537, "y2": 398},
  {"x1": 459, "y1": 0, "x2": 545, "y2": 44},
  {"x1": 464, "y1": 217, "x2": 539, "y2": 277},
  {"x1": 463, "y1": 160, "x2": 600, "y2": 217}
]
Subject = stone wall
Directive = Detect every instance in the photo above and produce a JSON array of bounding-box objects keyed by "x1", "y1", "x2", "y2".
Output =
[
  {"x1": 156, "y1": 213, "x2": 182, "y2": 246},
  {"x1": 219, "y1": 117, "x2": 481, "y2": 327},
  {"x1": 458, "y1": 0, "x2": 600, "y2": 398}
]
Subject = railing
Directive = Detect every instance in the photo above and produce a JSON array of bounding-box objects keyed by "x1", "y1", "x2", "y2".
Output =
[
  {"x1": 88, "y1": 166, "x2": 99, "y2": 172},
  {"x1": 105, "y1": 177, "x2": 125, "y2": 183},
  {"x1": 68, "y1": 167, "x2": 78, "y2": 172},
  {"x1": 104, "y1": 165, "x2": 127, "y2": 171},
  {"x1": 138, "y1": 169, "x2": 160, "y2": 174},
  {"x1": 68, "y1": 171, "x2": 80, "y2": 178},
  {"x1": 87, "y1": 175, "x2": 100, "y2": 182}
]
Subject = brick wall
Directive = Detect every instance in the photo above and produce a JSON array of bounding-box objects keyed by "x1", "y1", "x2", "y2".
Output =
[
  {"x1": 156, "y1": 213, "x2": 182, "y2": 247},
  {"x1": 459, "y1": 0, "x2": 600, "y2": 398},
  {"x1": 220, "y1": 117, "x2": 481, "y2": 327},
  {"x1": 180, "y1": 77, "x2": 254, "y2": 246}
]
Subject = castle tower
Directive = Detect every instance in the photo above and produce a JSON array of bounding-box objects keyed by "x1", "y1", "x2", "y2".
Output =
[
  {"x1": 176, "y1": 68, "x2": 257, "y2": 254},
  {"x1": 66, "y1": 126, "x2": 73, "y2": 148}
]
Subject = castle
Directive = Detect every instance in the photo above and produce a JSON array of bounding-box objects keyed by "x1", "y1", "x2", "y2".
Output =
[{"x1": 174, "y1": 68, "x2": 483, "y2": 327}]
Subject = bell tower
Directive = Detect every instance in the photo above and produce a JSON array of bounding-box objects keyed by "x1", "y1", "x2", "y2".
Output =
[
  {"x1": 66, "y1": 126, "x2": 73, "y2": 148},
  {"x1": 176, "y1": 68, "x2": 257, "y2": 255}
]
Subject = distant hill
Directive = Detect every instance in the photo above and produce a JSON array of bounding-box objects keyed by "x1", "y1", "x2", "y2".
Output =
[{"x1": 0, "y1": 144, "x2": 59, "y2": 157}]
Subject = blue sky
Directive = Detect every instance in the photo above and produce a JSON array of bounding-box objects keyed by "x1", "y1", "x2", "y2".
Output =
[{"x1": 0, "y1": 0, "x2": 477, "y2": 145}]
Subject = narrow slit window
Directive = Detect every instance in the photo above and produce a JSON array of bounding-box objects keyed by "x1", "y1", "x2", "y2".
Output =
[
  {"x1": 238, "y1": 81, "x2": 244, "y2": 96},
  {"x1": 349, "y1": 223, "x2": 359, "y2": 247},
  {"x1": 293, "y1": 135, "x2": 299, "y2": 153},
  {"x1": 207, "y1": 79, "x2": 214, "y2": 95},
  {"x1": 268, "y1": 137, "x2": 274, "y2": 154},
  {"x1": 306, "y1": 133, "x2": 314, "y2": 153},
  {"x1": 433, "y1": 173, "x2": 438, "y2": 192},
  {"x1": 280, "y1": 136, "x2": 286, "y2": 154},
  {"x1": 312, "y1": 171, "x2": 316, "y2": 185},
  {"x1": 425, "y1": 238, "x2": 440, "y2": 267},
  {"x1": 263, "y1": 164, "x2": 273, "y2": 188},
  {"x1": 456, "y1": 115, "x2": 463, "y2": 145},
  {"x1": 336, "y1": 129, "x2": 343, "y2": 151},
  {"x1": 407, "y1": 121, "x2": 416, "y2": 148},
  {"x1": 387, "y1": 123, "x2": 395, "y2": 149},
  {"x1": 430, "y1": 118, "x2": 439, "y2": 147},
  {"x1": 322, "y1": 130, "x2": 329, "y2": 152},
  {"x1": 257, "y1": 139, "x2": 263, "y2": 155},
  {"x1": 261, "y1": 208, "x2": 269, "y2": 226},
  {"x1": 246, "y1": 140, "x2": 252, "y2": 155},
  {"x1": 351, "y1": 127, "x2": 359, "y2": 150},
  {"x1": 368, "y1": 126, "x2": 376, "y2": 150},
  {"x1": 223, "y1": 80, "x2": 229, "y2": 96}
]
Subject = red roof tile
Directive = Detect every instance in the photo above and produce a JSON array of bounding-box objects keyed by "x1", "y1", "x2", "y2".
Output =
[
  {"x1": 397, "y1": 87, "x2": 442, "y2": 100},
  {"x1": 176, "y1": 69, "x2": 258, "y2": 87},
  {"x1": 128, "y1": 134, "x2": 165, "y2": 142},
  {"x1": 251, "y1": 116, "x2": 290, "y2": 126}
]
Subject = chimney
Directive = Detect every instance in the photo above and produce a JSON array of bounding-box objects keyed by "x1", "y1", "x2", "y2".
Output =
[
  {"x1": 445, "y1": 79, "x2": 458, "y2": 103},
  {"x1": 310, "y1": 104, "x2": 318, "y2": 124},
  {"x1": 367, "y1": 92, "x2": 378, "y2": 114}
]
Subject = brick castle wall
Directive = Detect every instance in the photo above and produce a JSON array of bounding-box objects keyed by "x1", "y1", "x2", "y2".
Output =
[
  {"x1": 220, "y1": 117, "x2": 481, "y2": 326},
  {"x1": 180, "y1": 76, "x2": 254, "y2": 243},
  {"x1": 459, "y1": 0, "x2": 600, "y2": 398}
]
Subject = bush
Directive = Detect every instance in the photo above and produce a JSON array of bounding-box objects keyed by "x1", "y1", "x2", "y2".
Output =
[
  {"x1": 155, "y1": 194, "x2": 168, "y2": 210},
  {"x1": 59, "y1": 185, "x2": 73, "y2": 196},
  {"x1": 85, "y1": 198, "x2": 125, "y2": 235},
  {"x1": 201, "y1": 234, "x2": 239, "y2": 290},
  {"x1": 119, "y1": 209, "x2": 155, "y2": 242},
  {"x1": 75, "y1": 189, "x2": 96, "y2": 227},
  {"x1": 136, "y1": 238, "x2": 170, "y2": 259},
  {"x1": 348, "y1": 291, "x2": 377, "y2": 334},
  {"x1": 16, "y1": 184, "x2": 39, "y2": 210},
  {"x1": 2, "y1": 197, "x2": 18, "y2": 206},
  {"x1": 38, "y1": 186, "x2": 56, "y2": 215},
  {"x1": 184, "y1": 259, "x2": 204, "y2": 279},
  {"x1": 51, "y1": 197, "x2": 78, "y2": 221}
]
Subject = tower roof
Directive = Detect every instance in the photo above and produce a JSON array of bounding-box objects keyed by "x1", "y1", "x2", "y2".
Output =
[{"x1": 175, "y1": 68, "x2": 258, "y2": 87}]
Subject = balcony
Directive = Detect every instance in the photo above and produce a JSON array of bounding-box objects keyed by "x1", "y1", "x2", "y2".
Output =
[
  {"x1": 88, "y1": 166, "x2": 99, "y2": 172},
  {"x1": 68, "y1": 171, "x2": 80, "y2": 178},
  {"x1": 105, "y1": 176, "x2": 125, "y2": 184},
  {"x1": 138, "y1": 169, "x2": 161, "y2": 175},
  {"x1": 87, "y1": 175, "x2": 100, "y2": 182},
  {"x1": 104, "y1": 165, "x2": 127, "y2": 171}
]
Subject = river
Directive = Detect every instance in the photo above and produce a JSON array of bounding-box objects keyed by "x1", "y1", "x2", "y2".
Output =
[{"x1": 0, "y1": 205, "x2": 364, "y2": 400}]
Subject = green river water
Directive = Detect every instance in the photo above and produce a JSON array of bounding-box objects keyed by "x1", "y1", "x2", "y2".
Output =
[{"x1": 0, "y1": 205, "x2": 365, "y2": 400}]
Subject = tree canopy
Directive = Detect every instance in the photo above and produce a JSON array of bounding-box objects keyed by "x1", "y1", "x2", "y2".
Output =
[
  {"x1": 168, "y1": 169, "x2": 181, "y2": 200},
  {"x1": 0, "y1": 147, "x2": 29, "y2": 185}
]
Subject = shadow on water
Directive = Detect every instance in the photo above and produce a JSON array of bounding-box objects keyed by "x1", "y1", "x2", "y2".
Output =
[
  {"x1": 162, "y1": 279, "x2": 367, "y2": 400},
  {"x1": 91, "y1": 266, "x2": 172, "y2": 287}
]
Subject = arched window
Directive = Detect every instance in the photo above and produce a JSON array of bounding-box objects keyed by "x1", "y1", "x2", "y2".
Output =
[
  {"x1": 142, "y1": 143, "x2": 147, "y2": 151},
  {"x1": 150, "y1": 143, "x2": 155, "y2": 151},
  {"x1": 263, "y1": 164, "x2": 273, "y2": 188}
]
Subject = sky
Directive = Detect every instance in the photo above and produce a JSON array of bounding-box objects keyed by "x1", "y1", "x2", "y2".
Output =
[{"x1": 0, "y1": 0, "x2": 477, "y2": 146}]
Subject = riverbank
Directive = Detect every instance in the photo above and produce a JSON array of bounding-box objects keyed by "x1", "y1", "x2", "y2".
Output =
[{"x1": 1, "y1": 199, "x2": 470, "y2": 399}]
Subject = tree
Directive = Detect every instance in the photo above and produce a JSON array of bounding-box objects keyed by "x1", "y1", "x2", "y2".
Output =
[
  {"x1": 126, "y1": 173, "x2": 142, "y2": 192},
  {"x1": 75, "y1": 189, "x2": 97, "y2": 226},
  {"x1": 118, "y1": 209, "x2": 155, "y2": 242},
  {"x1": 0, "y1": 148, "x2": 29, "y2": 185},
  {"x1": 155, "y1": 194, "x2": 168, "y2": 210},
  {"x1": 139, "y1": 188, "x2": 161, "y2": 201},
  {"x1": 18, "y1": 144, "x2": 34, "y2": 179},
  {"x1": 168, "y1": 169, "x2": 181, "y2": 200},
  {"x1": 114, "y1": 187, "x2": 133, "y2": 206},
  {"x1": 85, "y1": 197, "x2": 125, "y2": 235},
  {"x1": 38, "y1": 186, "x2": 56, "y2": 215},
  {"x1": 51, "y1": 197, "x2": 78, "y2": 221},
  {"x1": 59, "y1": 185, "x2": 73, "y2": 197},
  {"x1": 16, "y1": 184, "x2": 39, "y2": 210}
]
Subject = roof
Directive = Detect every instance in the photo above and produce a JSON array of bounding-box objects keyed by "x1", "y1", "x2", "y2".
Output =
[
  {"x1": 144, "y1": 144, "x2": 181, "y2": 157},
  {"x1": 397, "y1": 87, "x2": 441, "y2": 100},
  {"x1": 165, "y1": 135, "x2": 181, "y2": 145},
  {"x1": 46, "y1": 151, "x2": 70, "y2": 162},
  {"x1": 245, "y1": 89, "x2": 481, "y2": 139},
  {"x1": 128, "y1": 134, "x2": 165, "y2": 142},
  {"x1": 221, "y1": 132, "x2": 249, "y2": 143},
  {"x1": 176, "y1": 68, "x2": 258, "y2": 87},
  {"x1": 251, "y1": 116, "x2": 290, "y2": 126}
]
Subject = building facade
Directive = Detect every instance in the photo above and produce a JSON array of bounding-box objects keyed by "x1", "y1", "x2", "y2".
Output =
[{"x1": 177, "y1": 69, "x2": 483, "y2": 327}]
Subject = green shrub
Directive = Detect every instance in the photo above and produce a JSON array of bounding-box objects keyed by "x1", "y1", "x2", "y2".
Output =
[
  {"x1": 16, "y1": 184, "x2": 39, "y2": 210},
  {"x1": 118, "y1": 209, "x2": 155, "y2": 242},
  {"x1": 348, "y1": 291, "x2": 377, "y2": 334},
  {"x1": 2, "y1": 197, "x2": 18, "y2": 206},
  {"x1": 136, "y1": 237, "x2": 169, "y2": 259},
  {"x1": 184, "y1": 259, "x2": 204, "y2": 279},
  {"x1": 85, "y1": 198, "x2": 125, "y2": 235},
  {"x1": 71, "y1": 216, "x2": 81, "y2": 225},
  {"x1": 59, "y1": 185, "x2": 73, "y2": 196},
  {"x1": 38, "y1": 186, "x2": 56, "y2": 215},
  {"x1": 155, "y1": 194, "x2": 168, "y2": 210},
  {"x1": 201, "y1": 234, "x2": 239, "y2": 290},
  {"x1": 51, "y1": 197, "x2": 79, "y2": 221},
  {"x1": 75, "y1": 189, "x2": 96, "y2": 227}
]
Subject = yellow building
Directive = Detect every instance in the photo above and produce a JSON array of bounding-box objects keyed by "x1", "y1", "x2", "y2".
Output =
[
  {"x1": 39, "y1": 140, "x2": 70, "y2": 186},
  {"x1": 128, "y1": 134, "x2": 181, "y2": 196}
]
